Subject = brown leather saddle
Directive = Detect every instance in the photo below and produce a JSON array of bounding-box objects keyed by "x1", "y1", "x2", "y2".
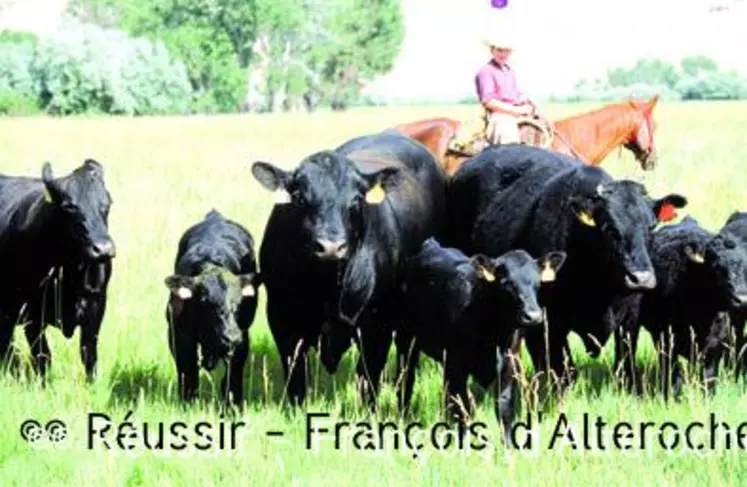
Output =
[{"x1": 447, "y1": 114, "x2": 554, "y2": 157}]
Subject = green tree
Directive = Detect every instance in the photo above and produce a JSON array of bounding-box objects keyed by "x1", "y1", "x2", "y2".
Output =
[
  {"x1": 312, "y1": 0, "x2": 404, "y2": 108},
  {"x1": 67, "y1": 0, "x2": 404, "y2": 112},
  {"x1": 607, "y1": 58, "x2": 679, "y2": 89},
  {"x1": 680, "y1": 55, "x2": 719, "y2": 76}
]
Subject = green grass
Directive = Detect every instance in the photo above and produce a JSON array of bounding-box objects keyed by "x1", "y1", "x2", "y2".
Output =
[{"x1": 2, "y1": 102, "x2": 747, "y2": 486}]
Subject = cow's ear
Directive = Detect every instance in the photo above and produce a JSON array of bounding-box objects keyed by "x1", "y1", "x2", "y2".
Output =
[
  {"x1": 364, "y1": 167, "x2": 400, "y2": 205},
  {"x1": 252, "y1": 161, "x2": 292, "y2": 203},
  {"x1": 165, "y1": 275, "x2": 197, "y2": 299},
  {"x1": 237, "y1": 273, "x2": 258, "y2": 297},
  {"x1": 684, "y1": 243, "x2": 705, "y2": 264},
  {"x1": 652, "y1": 194, "x2": 687, "y2": 222},
  {"x1": 41, "y1": 162, "x2": 63, "y2": 204},
  {"x1": 470, "y1": 254, "x2": 497, "y2": 282},
  {"x1": 537, "y1": 251, "x2": 567, "y2": 283},
  {"x1": 569, "y1": 196, "x2": 596, "y2": 227}
]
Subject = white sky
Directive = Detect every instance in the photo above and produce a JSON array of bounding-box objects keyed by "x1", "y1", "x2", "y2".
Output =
[
  {"x1": 365, "y1": 0, "x2": 747, "y2": 99},
  {"x1": 1, "y1": 0, "x2": 745, "y2": 100}
]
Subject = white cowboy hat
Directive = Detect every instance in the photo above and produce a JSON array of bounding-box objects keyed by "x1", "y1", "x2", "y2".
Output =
[{"x1": 482, "y1": 31, "x2": 515, "y2": 50}]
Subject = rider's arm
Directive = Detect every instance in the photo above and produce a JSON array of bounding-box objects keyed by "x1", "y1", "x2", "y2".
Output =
[
  {"x1": 483, "y1": 98, "x2": 530, "y2": 116},
  {"x1": 476, "y1": 69, "x2": 531, "y2": 116}
]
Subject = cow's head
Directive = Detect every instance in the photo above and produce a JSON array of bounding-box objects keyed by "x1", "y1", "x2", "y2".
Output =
[
  {"x1": 42, "y1": 159, "x2": 115, "y2": 262},
  {"x1": 569, "y1": 180, "x2": 687, "y2": 291},
  {"x1": 684, "y1": 234, "x2": 747, "y2": 309},
  {"x1": 251, "y1": 152, "x2": 399, "y2": 261},
  {"x1": 165, "y1": 264, "x2": 260, "y2": 370},
  {"x1": 469, "y1": 250, "x2": 566, "y2": 327}
]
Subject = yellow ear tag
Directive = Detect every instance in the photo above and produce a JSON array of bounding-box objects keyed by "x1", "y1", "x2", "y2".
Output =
[
  {"x1": 540, "y1": 262, "x2": 556, "y2": 282},
  {"x1": 478, "y1": 266, "x2": 496, "y2": 282},
  {"x1": 577, "y1": 211, "x2": 596, "y2": 227},
  {"x1": 365, "y1": 183, "x2": 386, "y2": 204},
  {"x1": 43, "y1": 187, "x2": 53, "y2": 203}
]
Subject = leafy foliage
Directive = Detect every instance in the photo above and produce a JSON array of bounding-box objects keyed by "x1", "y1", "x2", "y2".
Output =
[
  {"x1": 561, "y1": 55, "x2": 747, "y2": 102},
  {"x1": 66, "y1": 0, "x2": 405, "y2": 112},
  {"x1": 0, "y1": 22, "x2": 193, "y2": 115}
]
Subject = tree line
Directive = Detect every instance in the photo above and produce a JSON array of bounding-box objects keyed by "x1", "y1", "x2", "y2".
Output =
[
  {"x1": 553, "y1": 56, "x2": 747, "y2": 102},
  {"x1": 0, "y1": 0, "x2": 403, "y2": 115}
]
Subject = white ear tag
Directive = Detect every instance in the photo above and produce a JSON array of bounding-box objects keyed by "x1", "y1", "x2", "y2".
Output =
[
  {"x1": 275, "y1": 188, "x2": 291, "y2": 204},
  {"x1": 242, "y1": 284, "x2": 255, "y2": 297},
  {"x1": 176, "y1": 287, "x2": 193, "y2": 299},
  {"x1": 540, "y1": 263, "x2": 556, "y2": 282}
]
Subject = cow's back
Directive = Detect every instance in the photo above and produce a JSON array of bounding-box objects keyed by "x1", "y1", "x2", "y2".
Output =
[
  {"x1": 446, "y1": 144, "x2": 579, "y2": 254},
  {"x1": 176, "y1": 211, "x2": 256, "y2": 276}
]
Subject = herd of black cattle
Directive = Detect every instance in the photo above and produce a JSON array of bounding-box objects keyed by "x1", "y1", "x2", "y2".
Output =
[{"x1": 1, "y1": 129, "x2": 747, "y2": 442}]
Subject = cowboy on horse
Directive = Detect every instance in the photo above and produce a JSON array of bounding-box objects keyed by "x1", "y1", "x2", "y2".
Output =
[
  {"x1": 447, "y1": 30, "x2": 553, "y2": 156},
  {"x1": 476, "y1": 31, "x2": 536, "y2": 144}
]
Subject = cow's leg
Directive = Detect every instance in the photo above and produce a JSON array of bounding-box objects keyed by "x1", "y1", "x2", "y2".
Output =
[
  {"x1": 355, "y1": 325, "x2": 392, "y2": 411},
  {"x1": 657, "y1": 328, "x2": 674, "y2": 401},
  {"x1": 731, "y1": 309, "x2": 747, "y2": 384},
  {"x1": 443, "y1": 356, "x2": 470, "y2": 425},
  {"x1": 80, "y1": 295, "x2": 106, "y2": 382},
  {"x1": 275, "y1": 332, "x2": 309, "y2": 407},
  {"x1": 702, "y1": 312, "x2": 730, "y2": 396},
  {"x1": 0, "y1": 316, "x2": 14, "y2": 370},
  {"x1": 223, "y1": 329, "x2": 249, "y2": 407},
  {"x1": 658, "y1": 326, "x2": 687, "y2": 401},
  {"x1": 24, "y1": 320, "x2": 51, "y2": 382},
  {"x1": 394, "y1": 329, "x2": 420, "y2": 414},
  {"x1": 615, "y1": 324, "x2": 641, "y2": 395},
  {"x1": 525, "y1": 324, "x2": 569, "y2": 399},
  {"x1": 496, "y1": 333, "x2": 522, "y2": 448},
  {"x1": 266, "y1": 295, "x2": 312, "y2": 406},
  {"x1": 168, "y1": 326, "x2": 199, "y2": 402}
]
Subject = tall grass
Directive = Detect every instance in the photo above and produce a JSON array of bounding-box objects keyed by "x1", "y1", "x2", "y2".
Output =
[{"x1": 1, "y1": 102, "x2": 747, "y2": 486}]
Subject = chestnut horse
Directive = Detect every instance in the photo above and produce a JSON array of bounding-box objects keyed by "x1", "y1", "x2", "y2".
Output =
[{"x1": 394, "y1": 95, "x2": 660, "y2": 176}]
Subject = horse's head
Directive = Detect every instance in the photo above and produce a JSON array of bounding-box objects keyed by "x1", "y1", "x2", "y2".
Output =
[{"x1": 624, "y1": 94, "x2": 659, "y2": 170}]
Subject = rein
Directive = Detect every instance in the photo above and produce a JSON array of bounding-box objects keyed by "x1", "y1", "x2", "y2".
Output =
[{"x1": 548, "y1": 121, "x2": 589, "y2": 164}]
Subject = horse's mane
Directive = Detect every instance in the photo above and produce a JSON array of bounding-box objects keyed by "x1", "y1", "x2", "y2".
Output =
[{"x1": 553, "y1": 101, "x2": 645, "y2": 155}]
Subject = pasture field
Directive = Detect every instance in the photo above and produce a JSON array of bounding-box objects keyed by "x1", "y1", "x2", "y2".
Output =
[{"x1": 1, "y1": 102, "x2": 747, "y2": 486}]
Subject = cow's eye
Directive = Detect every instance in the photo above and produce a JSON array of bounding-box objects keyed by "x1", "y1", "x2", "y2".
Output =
[
  {"x1": 61, "y1": 201, "x2": 77, "y2": 213},
  {"x1": 291, "y1": 190, "x2": 306, "y2": 206}
]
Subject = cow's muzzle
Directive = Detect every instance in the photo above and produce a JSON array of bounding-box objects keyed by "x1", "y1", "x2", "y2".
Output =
[
  {"x1": 624, "y1": 270, "x2": 656, "y2": 290},
  {"x1": 519, "y1": 308, "x2": 543, "y2": 327},
  {"x1": 314, "y1": 239, "x2": 348, "y2": 260},
  {"x1": 730, "y1": 293, "x2": 747, "y2": 308},
  {"x1": 86, "y1": 240, "x2": 116, "y2": 260}
]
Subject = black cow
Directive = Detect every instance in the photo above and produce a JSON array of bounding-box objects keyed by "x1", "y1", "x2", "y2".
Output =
[
  {"x1": 0, "y1": 160, "x2": 115, "y2": 382},
  {"x1": 613, "y1": 216, "x2": 747, "y2": 399},
  {"x1": 444, "y1": 144, "x2": 687, "y2": 392},
  {"x1": 718, "y1": 211, "x2": 747, "y2": 380},
  {"x1": 251, "y1": 129, "x2": 447, "y2": 408},
  {"x1": 398, "y1": 238, "x2": 566, "y2": 442},
  {"x1": 164, "y1": 209, "x2": 261, "y2": 405}
]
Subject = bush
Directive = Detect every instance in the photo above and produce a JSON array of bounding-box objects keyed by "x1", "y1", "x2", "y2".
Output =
[
  {"x1": 676, "y1": 71, "x2": 747, "y2": 100},
  {"x1": 0, "y1": 34, "x2": 37, "y2": 97},
  {"x1": 29, "y1": 21, "x2": 193, "y2": 115},
  {"x1": 0, "y1": 88, "x2": 40, "y2": 116}
]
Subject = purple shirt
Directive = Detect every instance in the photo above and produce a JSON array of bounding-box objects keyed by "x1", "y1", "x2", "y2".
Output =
[{"x1": 475, "y1": 60, "x2": 521, "y2": 105}]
